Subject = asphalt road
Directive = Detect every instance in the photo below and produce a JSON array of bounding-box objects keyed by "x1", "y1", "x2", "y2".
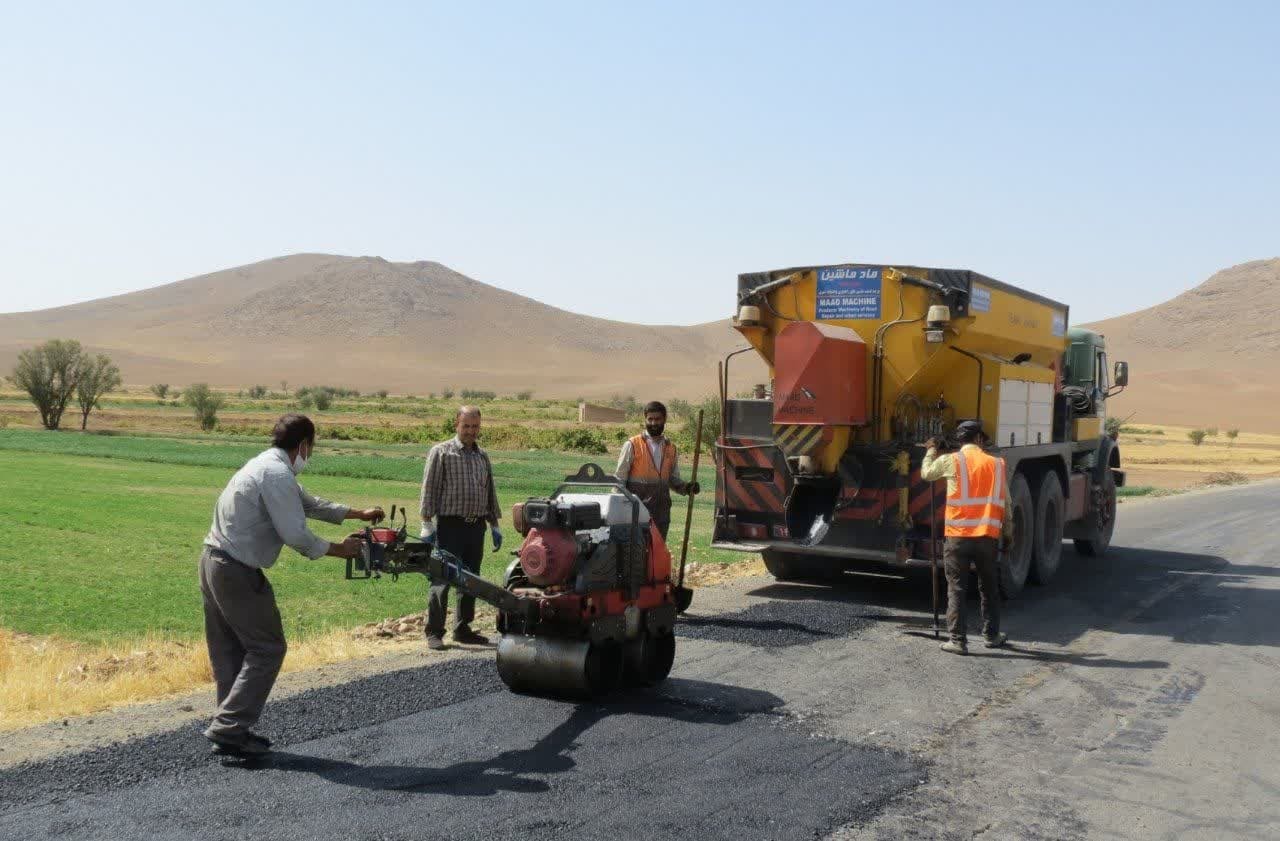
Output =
[{"x1": 3, "y1": 481, "x2": 1278, "y2": 840}]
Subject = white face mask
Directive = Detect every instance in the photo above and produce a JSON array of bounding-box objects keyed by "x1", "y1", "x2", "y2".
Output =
[{"x1": 290, "y1": 444, "x2": 310, "y2": 476}]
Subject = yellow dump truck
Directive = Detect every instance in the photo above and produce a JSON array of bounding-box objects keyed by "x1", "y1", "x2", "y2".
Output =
[{"x1": 712, "y1": 264, "x2": 1129, "y2": 595}]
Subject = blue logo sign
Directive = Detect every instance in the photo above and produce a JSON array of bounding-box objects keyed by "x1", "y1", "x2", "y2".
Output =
[
  {"x1": 970, "y1": 285, "x2": 992, "y2": 313},
  {"x1": 816, "y1": 267, "x2": 881, "y2": 320}
]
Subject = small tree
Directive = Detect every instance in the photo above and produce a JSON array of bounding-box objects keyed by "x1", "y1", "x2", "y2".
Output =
[
  {"x1": 1205, "y1": 426, "x2": 1219, "y2": 437},
  {"x1": 75, "y1": 354, "x2": 122, "y2": 430},
  {"x1": 441, "y1": 387, "x2": 455, "y2": 399},
  {"x1": 10, "y1": 339, "x2": 87, "y2": 430},
  {"x1": 376, "y1": 389, "x2": 389, "y2": 399},
  {"x1": 247, "y1": 385, "x2": 268, "y2": 399},
  {"x1": 184, "y1": 383, "x2": 225, "y2": 431},
  {"x1": 1187, "y1": 428, "x2": 1207, "y2": 446},
  {"x1": 150, "y1": 383, "x2": 170, "y2": 399},
  {"x1": 1226, "y1": 428, "x2": 1240, "y2": 446},
  {"x1": 516, "y1": 390, "x2": 533, "y2": 401}
]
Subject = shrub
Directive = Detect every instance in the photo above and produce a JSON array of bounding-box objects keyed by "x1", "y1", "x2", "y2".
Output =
[
  {"x1": 516, "y1": 390, "x2": 533, "y2": 401},
  {"x1": 295, "y1": 386, "x2": 334, "y2": 411},
  {"x1": 668, "y1": 395, "x2": 723, "y2": 451},
  {"x1": 183, "y1": 383, "x2": 225, "y2": 431},
  {"x1": 1205, "y1": 426, "x2": 1219, "y2": 437},
  {"x1": 441, "y1": 388, "x2": 455, "y2": 399},
  {"x1": 1104, "y1": 416, "x2": 1122, "y2": 439},
  {"x1": 75, "y1": 354, "x2": 122, "y2": 430},
  {"x1": 10, "y1": 339, "x2": 92, "y2": 430},
  {"x1": 246, "y1": 385, "x2": 268, "y2": 399},
  {"x1": 460, "y1": 389, "x2": 497, "y2": 401},
  {"x1": 376, "y1": 389, "x2": 389, "y2": 399},
  {"x1": 150, "y1": 384, "x2": 170, "y2": 399},
  {"x1": 1187, "y1": 428, "x2": 1206, "y2": 446},
  {"x1": 1227, "y1": 428, "x2": 1240, "y2": 446}
]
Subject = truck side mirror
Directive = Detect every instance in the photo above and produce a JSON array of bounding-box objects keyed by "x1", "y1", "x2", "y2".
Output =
[{"x1": 1113, "y1": 360, "x2": 1129, "y2": 387}]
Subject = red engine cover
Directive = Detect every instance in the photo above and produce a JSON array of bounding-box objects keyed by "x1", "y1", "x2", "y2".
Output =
[
  {"x1": 518, "y1": 527, "x2": 579, "y2": 587},
  {"x1": 369, "y1": 528, "x2": 400, "y2": 544}
]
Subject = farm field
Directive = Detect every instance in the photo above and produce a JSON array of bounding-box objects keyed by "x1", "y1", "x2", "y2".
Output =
[{"x1": 3, "y1": 386, "x2": 1275, "y2": 728}]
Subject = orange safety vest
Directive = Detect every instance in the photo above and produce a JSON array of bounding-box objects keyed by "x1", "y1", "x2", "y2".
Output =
[
  {"x1": 944, "y1": 445, "x2": 1007, "y2": 539},
  {"x1": 625, "y1": 434, "x2": 677, "y2": 522}
]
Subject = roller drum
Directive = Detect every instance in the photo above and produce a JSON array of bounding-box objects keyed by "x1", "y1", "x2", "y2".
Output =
[{"x1": 496, "y1": 635, "x2": 623, "y2": 696}]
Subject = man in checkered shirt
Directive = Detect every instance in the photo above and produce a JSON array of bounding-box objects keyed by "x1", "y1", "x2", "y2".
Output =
[{"x1": 418, "y1": 406, "x2": 503, "y2": 649}]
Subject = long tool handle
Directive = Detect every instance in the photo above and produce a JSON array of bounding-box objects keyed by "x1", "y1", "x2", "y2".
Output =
[
  {"x1": 677, "y1": 409, "x2": 705, "y2": 588},
  {"x1": 930, "y1": 477, "x2": 940, "y2": 638}
]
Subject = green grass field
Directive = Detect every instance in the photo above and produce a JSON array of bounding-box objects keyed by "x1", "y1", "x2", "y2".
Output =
[{"x1": 0, "y1": 429, "x2": 743, "y2": 644}]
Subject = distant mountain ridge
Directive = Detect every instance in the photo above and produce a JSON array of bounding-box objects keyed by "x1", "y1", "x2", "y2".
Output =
[
  {"x1": 1082, "y1": 257, "x2": 1280, "y2": 430},
  {"x1": 0, "y1": 254, "x2": 750, "y2": 398},
  {"x1": 3, "y1": 254, "x2": 1277, "y2": 430}
]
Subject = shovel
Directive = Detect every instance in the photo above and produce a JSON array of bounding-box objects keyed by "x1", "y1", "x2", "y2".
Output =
[{"x1": 673, "y1": 409, "x2": 704, "y2": 613}]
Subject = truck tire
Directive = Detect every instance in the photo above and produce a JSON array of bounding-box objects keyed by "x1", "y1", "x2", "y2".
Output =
[
  {"x1": 1073, "y1": 469, "x2": 1117, "y2": 557},
  {"x1": 1030, "y1": 472, "x2": 1065, "y2": 585},
  {"x1": 1000, "y1": 473, "x2": 1033, "y2": 598},
  {"x1": 762, "y1": 549, "x2": 838, "y2": 582}
]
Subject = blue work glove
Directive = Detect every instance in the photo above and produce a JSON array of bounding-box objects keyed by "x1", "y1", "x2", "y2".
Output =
[{"x1": 491, "y1": 526, "x2": 504, "y2": 553}]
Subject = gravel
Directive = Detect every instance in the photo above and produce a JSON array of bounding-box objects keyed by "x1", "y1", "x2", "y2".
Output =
[
  {"x1": 676, "y1": 597, "x2": 874, "y2": 648},
  {"x1": 0, "y1": 656, "x2": 503, "y2": 810}
]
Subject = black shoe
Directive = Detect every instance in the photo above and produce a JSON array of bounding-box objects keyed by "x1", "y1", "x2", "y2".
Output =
[
  {"x1": 246, "y1": 731, "x2": 272, "y2": 748},
  {"x1": 983, "y1": 632, "x2": 1008, "y2": 649},
  {"x1": 426, "y1": 634, "x2": 445, "y2": 650},
  {"x1": 452, "y1": 628, "x2": 490, "y2": 645},
  {"x1": 207, "y1": 734, "x2": 270, "y2": 756}
]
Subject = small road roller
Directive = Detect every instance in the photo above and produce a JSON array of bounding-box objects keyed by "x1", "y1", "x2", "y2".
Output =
[{"x1": 347, "y1": 464, "x2": 681, "y2": 696}]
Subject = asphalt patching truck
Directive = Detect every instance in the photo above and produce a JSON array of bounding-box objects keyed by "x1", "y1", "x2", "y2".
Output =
[{"x1": 712, "y1": 264, "x2": 1129, "y2": 596}]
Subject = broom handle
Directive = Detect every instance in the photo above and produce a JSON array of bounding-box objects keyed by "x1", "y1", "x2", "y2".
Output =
[{"x1": 677, "y1": 409, "x2": 705, "y2": 588}]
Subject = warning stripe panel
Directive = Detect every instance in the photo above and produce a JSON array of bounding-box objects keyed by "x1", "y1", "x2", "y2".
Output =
[
  {"x1": 772, "y1": 424, "x2": 824, "y2": 457},
  {"x1": 718, "y1": 437, "x2": 789, "y2": 515}
]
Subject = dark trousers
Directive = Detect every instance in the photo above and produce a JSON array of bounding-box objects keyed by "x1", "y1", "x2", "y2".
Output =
[
  {"x1": 943, "y1": 536, "x2": 1001, "y2": 643},
  {"x1": 654, "y1": 517, "x2": 671, "y2": 540},
  {"x1": 199, "y1": 546, "x2": 287, "y2": 741},
  {"x1": 427, "y1": 517, "x2": 487, "y2": 637}
]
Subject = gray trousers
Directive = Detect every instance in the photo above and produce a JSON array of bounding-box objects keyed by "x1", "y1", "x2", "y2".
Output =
[
  {"x1": 199, "y1": 546, "x2": 287, "y2": 741},
  {"x1": 943, "y1": 536, "x2": 1001, "y2": 643}
]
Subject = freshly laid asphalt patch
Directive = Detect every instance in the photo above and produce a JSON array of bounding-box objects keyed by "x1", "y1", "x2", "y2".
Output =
[
  {"x1": 677, "y1": 597, "x2": 874, "y2": 648},
  {"x1": 1, "y1": 681, "x2": 921, "y2": 841},
  {"x1": 0, "y1": 656, "x2": 503, "y2": 810}
]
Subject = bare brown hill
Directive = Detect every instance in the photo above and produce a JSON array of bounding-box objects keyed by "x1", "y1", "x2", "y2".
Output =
[
  {"x1": 0, "y1": 255, "x2": 758, "y2": 399},
  {"x1": 1083, "y1": 258, "x2": 1280, "y2": 432},
  {"x1": 4, "y1": 254, "x2": 1276, "y2": 431}
]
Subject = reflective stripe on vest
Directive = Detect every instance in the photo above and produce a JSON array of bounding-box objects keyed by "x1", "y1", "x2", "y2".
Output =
[{"x1": 945, "y1": 446, "x2": 1006, "y2": 539}]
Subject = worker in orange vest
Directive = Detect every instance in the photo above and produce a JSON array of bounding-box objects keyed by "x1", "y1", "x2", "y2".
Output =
[
  {"x1": 922, "y1": 420, "x2": 1012, "y2": 655},
  {"x1": 614, "y1": 401, "x2": 700, "y2": 539}
]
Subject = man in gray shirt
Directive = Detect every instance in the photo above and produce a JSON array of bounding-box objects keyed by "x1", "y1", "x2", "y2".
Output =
[{"x1": 201, "y1": 414, "x2": 382, "y2": 756}]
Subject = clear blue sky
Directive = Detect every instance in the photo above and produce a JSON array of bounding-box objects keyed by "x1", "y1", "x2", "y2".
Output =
[{"x1": 1, "y1": 1, "x2": 1276, "y2": 324}]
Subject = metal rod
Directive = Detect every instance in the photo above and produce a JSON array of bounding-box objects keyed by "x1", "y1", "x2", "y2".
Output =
[
  {"x1": 949, "y1": 346, "x2": 985, "y2": 422},
  {"x1": 930, "y1": 474, "x2": 940, "y2": 639},
  {"x1": 677, "y1": 409, "x2": 705, "y2": 589}
]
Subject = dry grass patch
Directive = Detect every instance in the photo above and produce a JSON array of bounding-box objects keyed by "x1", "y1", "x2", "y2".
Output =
[{"x1": 0, "y1": 627, "x2": 422, "y2": 732}]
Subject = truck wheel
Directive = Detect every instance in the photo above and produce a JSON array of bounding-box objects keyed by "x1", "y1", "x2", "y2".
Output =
[
  {"x1": 1030, "y1": 472, "x2": 1065, "y2": 585},
  {"x1": 1000, "y1": 474, "x2": 1033, "y2": 598},
  {"x1": 762, "y1": 549, "x2": 837, "y2": 582},
  {"x1": 1073, "y1": 469, "x2": 1117, "y2": 557}
]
